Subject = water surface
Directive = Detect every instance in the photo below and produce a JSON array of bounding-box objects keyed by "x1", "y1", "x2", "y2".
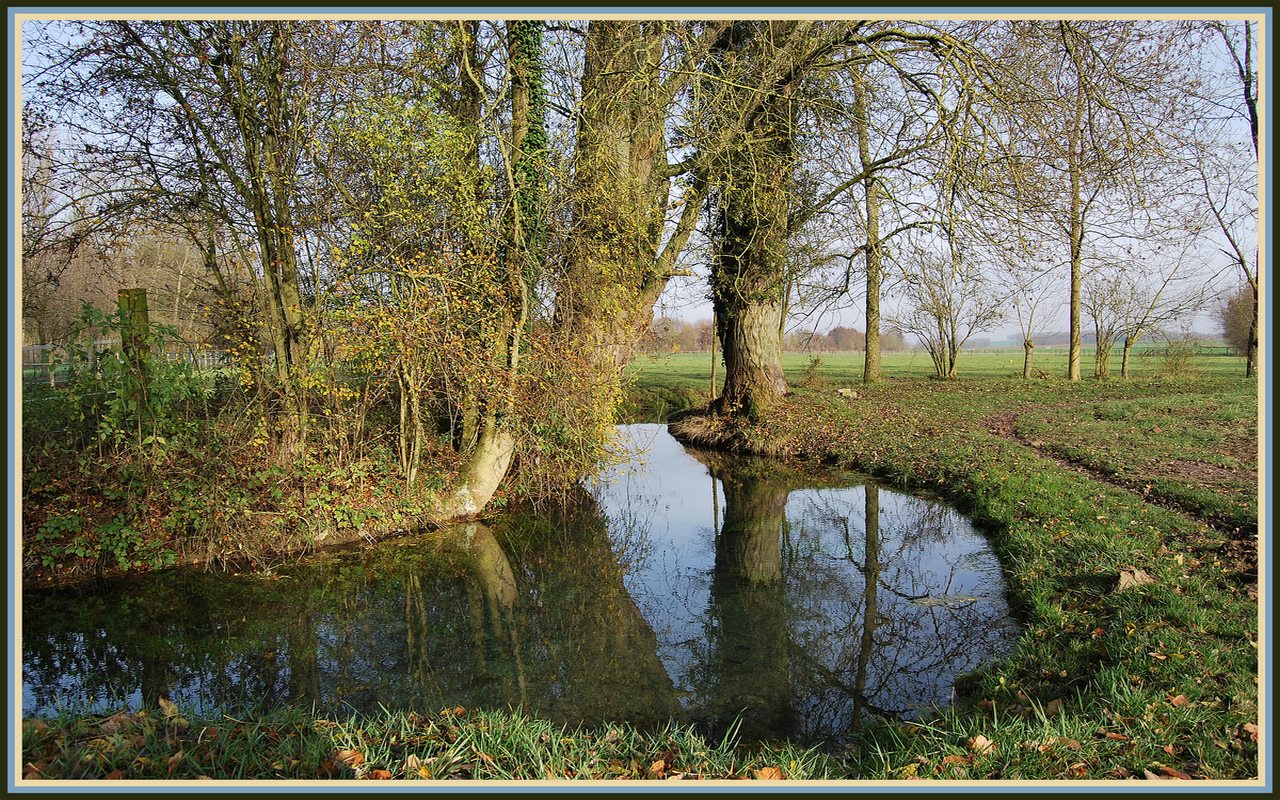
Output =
[{"x1": 22, "y1": 424, "x2": 1017, "y2": 744}]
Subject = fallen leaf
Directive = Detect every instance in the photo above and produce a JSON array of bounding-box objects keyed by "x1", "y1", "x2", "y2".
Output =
[
  {"x1": 157, "y1": 697, "x2": 180, "y2": 720},
  {"x1": 369, "y1": 769, "x2": 392, "y2": 780},
  {"x1": 1118, "y1": 568, "x2": 1155, "y2": 591},
  {"x1": 1104, "y1": 732, "x2": 1131, "y2": 742},
  {"x1": 1044, "y1": 698, "x2": 1062, "y2": 717},
  {"x1": 1148, "y1": 652, "x2": 1168, "y2": 661},
  {"x1": 647, "y1": 759, "x2": 666, "y2": 779},
  {"x1": 1156, "y1": 765, "x2": 1192, "y2": 780},
  {"x1": 666, "y1": 772, "x2": 686, "y2": 781},
  {"x1": 105, "y1": 769, "x2": 124, "y2": 780},
  {"x1": 1067, "y1": 762, "x2": 1087, "y2": 777},
  {"x1": 1169, "y1": 694, "x2": 1189, "y2": 708},
  {"x1": 967, "y1": 734, "x2": 997, "y2": 756},
  {"x1": 99, "y1": 712, "x2": 133, "y2": 735},
  {"x1": 316, "y1": 759, "x2": 339, "y2": 778},
  {"x1": 22, "y1": 763, "x2": 45, "y2": 781},
  {"x1": 168, "y1": 750, "x2": 184, "y2": 774},
  {"x1": 335, "y1": 749, "x2": 365, "y2": 768},
  {"x1": 453, "y1": 705, "x2": 467, "y2": 717},
  {"x1": 753, "y1": 766, "x2": 784, "y2": 780},
  {"x1": 1243, "y1": 722, "x2": 1259, "y2": 742},
  {"x1": 22, "y1": 720, "x2": 49, "y2": 739},
  {"x1": 1163, "y1": 744, "x2": 1175, "y2": 755},
  {"x1": 939, "y1": 754, "x2": 970, "y2": 772}
]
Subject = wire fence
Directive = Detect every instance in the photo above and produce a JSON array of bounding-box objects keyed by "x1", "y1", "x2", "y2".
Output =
[{"x1": 21, "y1": 342, "x2": 234, "y2": 394}]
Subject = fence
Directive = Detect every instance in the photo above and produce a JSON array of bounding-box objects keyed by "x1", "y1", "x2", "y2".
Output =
[{"x1": 21, "y1": 342, "x2": 233, "y2": 390}]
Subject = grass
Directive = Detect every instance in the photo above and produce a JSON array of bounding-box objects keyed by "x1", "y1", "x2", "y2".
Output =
[
  {"x1": 622, "y1": 348, "x2": 1245, "y2": 421},
  {"x1": 20, "y1": 348, "x2": 1261, "y2": 783},
  {"x1": 21, "y1": 705, "x2": 844, "y2": 782}
]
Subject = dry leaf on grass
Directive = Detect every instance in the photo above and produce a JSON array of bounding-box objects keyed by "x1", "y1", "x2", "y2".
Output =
[
  {"x1": 1118, "y1": 568, "x2": 1155, "y2": 591},
  {"x1": 335, "y1": 749, "x2": 364, "y2": 768},
  {"x1": 753, "y1": 766, "x2": 784, "y2": 780},
  {"x1": 967, "y1": 734, "x2": 997, "y2": 755}
]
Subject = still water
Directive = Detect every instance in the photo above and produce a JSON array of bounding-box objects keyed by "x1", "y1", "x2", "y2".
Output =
[{"x1": 22, "y1": 424, "x2": 1018, "y2": 745}]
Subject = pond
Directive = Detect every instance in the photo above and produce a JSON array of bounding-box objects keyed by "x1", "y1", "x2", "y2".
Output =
[{"x1": 22, "y1": 424, "x2": 1018, "y2": 746}]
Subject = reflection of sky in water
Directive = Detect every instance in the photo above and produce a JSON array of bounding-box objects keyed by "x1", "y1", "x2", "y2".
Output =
[{"x1": 593, "y1": 424, "x2": 1019, "y2": 732}]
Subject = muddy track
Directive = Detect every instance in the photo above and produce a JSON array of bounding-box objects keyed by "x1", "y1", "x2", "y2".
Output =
[{"x1": 981, "y1": 408, "x2": 1257, "y2": 585}]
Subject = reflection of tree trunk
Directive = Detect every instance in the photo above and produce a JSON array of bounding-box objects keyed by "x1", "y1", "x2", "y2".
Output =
[
  {"x1": 138, "y1": 646, "x2": 172, "y2": 709},
  {"x1": 462, "y1": 522, "x2": 525, "y2": 705},
  {"x1": 718, "y1": 474, "x2": 787, "y2": 582},
  {"x1": 851, "y1": 485, "x2": 880, "y2": 728},
  {"x1": 286, "y1": 609, "x2": 319, "y2": 704},
  {"x1": 707, "y1": 470, "x2": 793, "y2": 739}
]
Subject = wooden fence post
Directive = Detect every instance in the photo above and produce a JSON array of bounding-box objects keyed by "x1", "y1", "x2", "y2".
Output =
[{"x1": 118, "y1": 288, "x2": 151, "y2": 433}]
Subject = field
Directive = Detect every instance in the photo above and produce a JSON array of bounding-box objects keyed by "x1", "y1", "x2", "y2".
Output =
[{"x1": 622, "y1": 348, "x2": 1244, "y2": 422}]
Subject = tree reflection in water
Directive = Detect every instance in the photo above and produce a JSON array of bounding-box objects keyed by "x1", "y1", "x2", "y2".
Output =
[
  {"x1": 596, "y1": 424, "x2": 1018, "y2": 745},
  {"x1": 23, "y1": 425, "x2": 1015, "y2": 747}
]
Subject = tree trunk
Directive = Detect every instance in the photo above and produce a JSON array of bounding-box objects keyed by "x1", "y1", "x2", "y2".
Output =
[
  {"x1": 710, "y1": 28, "x2": 795, "y2": 418},
  {"x1": 556, "y1": 21, "x2": 673, "y2": 366},
  {"x1": 441, "y1": 418, "x2": 518, "y2": 517},
  {"x1": 1120, "y1": 336, "x2": 1133, "y2": 378},
  {"x1": 715, "y1": 300, "x2": 789, "y2": 418},
  {"x1": 1246, "y1": 283, "x2": 1258, "y2": 378},
  {"x1": 1023, "y1": 338, "x2": 1035, "y2": 380},
  {"x1": 853, "y1": 64, "x2": 883, "y2": 384},
  {"x1": 118, "y1": 287, "x2": 151, "y2": 443},
  {"x1": 1066, "y1": 84, "x2": 1085, "y2": 383}
]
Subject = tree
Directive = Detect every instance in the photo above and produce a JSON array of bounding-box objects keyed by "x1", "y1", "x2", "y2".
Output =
[
  {"x1": 889, "y1": 232, "x2": 1004, "y2": 379},
  {"x1": 999, "y1": 21, "x2": 1179, "y2": 382},
  {"x1": 1219, "y1": 283, "x2": 1255, "y2": 356},
  {"x1": 1184, "y1": 21, "x2": 1259, "y2": 377},
  {"x1": 31, "y1": 21, "x2": 347, "y2": 453},
  {"x1": 706, "y1": 22, "x2": 802, "y2": 417}
]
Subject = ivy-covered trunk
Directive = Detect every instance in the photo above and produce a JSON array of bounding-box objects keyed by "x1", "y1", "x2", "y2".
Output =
[{"x1": 710, "y1": 31, "x2": 795, "y2": 418}]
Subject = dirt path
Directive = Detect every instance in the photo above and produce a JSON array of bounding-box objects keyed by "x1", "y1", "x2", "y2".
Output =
[{"x1": 981, "y1": 409, "x2": 1257, "y2": 590}]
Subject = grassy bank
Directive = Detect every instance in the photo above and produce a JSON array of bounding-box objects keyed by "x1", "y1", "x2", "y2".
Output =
[
  {"x1": 661, "y1": 354, "x2": 1260, "y2": 781},
  {"x1": 21, "y1": 705, "x2": 840, "y2": 782}
]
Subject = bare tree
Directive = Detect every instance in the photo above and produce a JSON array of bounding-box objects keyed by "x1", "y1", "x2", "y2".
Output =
[
  {"x1": 1182, "y1": 20, "x2": 1259, "y2": 377},
  {"x1": 889, "y1": 231, "x2": 1004, "y2": 379},
  {"x1": 998, "y1": 21, "x2": 1182, "y2": 382}
]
